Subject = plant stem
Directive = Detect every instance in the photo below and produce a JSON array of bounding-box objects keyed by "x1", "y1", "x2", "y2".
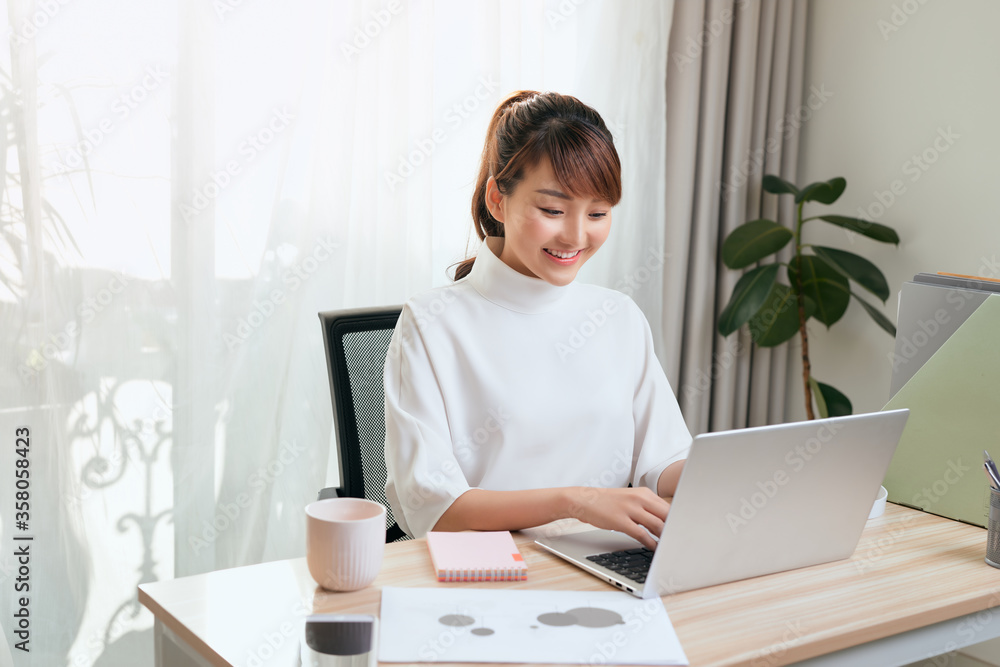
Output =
[{"x1": 794, "y1": 199, "x2": 815, "y2": 420}]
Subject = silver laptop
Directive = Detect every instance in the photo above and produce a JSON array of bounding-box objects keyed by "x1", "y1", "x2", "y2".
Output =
[{"x1": 535, "y1": 409, "x2": 909, "y2": 598}]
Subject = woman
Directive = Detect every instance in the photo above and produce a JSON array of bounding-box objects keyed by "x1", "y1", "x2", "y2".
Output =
[{"x1": 383, "y1": 91, "x2": 691, "y2": 550}]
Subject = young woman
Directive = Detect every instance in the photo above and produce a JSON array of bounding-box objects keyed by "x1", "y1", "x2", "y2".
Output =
[{"x1": 383, "y1": 91, "x2": 691, "y2": 550}]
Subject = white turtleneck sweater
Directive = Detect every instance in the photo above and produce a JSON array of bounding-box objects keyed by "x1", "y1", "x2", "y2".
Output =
[{"x1": 383, "y1": 236, "x2": 692, "y2": 538}]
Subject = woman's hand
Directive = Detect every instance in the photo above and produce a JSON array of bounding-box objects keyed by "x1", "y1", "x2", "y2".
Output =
[{"x1": 563, "y1": 486, "x2": 670, "y2": 550}]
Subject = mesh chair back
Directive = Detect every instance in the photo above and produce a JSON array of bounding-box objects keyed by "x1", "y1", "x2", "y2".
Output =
[{"x1": 319, "y1": 307, "x2": 408, "y2": 541}]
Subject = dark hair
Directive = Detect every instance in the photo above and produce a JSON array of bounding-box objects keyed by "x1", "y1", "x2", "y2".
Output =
[{"x1": 451, "y1": 91, "x2": 622, "y2": 281}]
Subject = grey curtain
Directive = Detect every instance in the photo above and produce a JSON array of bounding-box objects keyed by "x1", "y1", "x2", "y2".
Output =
[{"x1": 661, "y1": 0, "x2": 808, "y2": 435}]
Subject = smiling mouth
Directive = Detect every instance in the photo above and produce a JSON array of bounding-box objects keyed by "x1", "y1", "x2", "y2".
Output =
[{"x1": 544, "y1": 248, "x2": 582, "y2": 260}]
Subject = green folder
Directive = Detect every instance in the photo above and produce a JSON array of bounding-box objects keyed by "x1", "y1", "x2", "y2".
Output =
[{"x1": 883, "y1": 293, "x2": 1000, "y2": 528}]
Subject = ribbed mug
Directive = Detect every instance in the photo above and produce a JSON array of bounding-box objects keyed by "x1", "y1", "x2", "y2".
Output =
[{"x1": 306, "y1": 498, "x2": 386, "y2": 591}]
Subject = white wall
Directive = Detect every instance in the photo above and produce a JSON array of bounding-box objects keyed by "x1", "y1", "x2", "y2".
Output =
[{"x1": 789, "y1": 0, "x2": 1000, "y2": 420}]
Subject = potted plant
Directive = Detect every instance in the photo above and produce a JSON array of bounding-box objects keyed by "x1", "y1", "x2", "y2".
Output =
[{"x1": 717, "y1": 175, "x2": 900, "y2": 420}]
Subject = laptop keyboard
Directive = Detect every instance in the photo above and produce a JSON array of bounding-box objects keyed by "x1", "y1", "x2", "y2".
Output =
[{"x1": 586, "y1": 547, "x2": 654, "y2": 583}]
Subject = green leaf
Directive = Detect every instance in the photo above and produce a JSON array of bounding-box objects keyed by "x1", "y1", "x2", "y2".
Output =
[
  {"x1": 815, "y1": 380, "x2": 853, "y2": 417},
  {"x1": 818, "y1": 215, "x2": 901, "y2": 245},
  {"x1": 853, "y1": 293, "x2": 897, "y2": 337},
  {"x1": 809, "y1": 377, "x2": 828, "y2": 419},
  {"x1": 796, "y1": 177, "x2": 847, "y2": 205},
  {"x1": 762, "y1": 175, "x2": 799, "y2": 197},
  {"x1": 721, "y1": 220, "x2": 794, "y2": 269},
  {"x1": 787, "y1": 255, "x2": 851, "y2": 327},
  {"x1": 746, "y1": 283, "x2": 815, "y2": 347},
  {"x1": 812, "y1": 246, "x2": 891, "y2": 302},
  {"x1": 718, "y1": 264, "x2": 781, "y2": 337}
]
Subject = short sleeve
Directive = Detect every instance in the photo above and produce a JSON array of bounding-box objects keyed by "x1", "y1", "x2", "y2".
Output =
[
  {"x1": 383, "y1": 304, "x2": 472, "y2": 538},
  {"x1": 627, "y1": 299, "x2": 693, "y2": 492}
]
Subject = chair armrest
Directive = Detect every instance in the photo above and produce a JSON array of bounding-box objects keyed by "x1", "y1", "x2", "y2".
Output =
[{"x1": 317, "y1": 486, "x2": 344, "y2": 501}]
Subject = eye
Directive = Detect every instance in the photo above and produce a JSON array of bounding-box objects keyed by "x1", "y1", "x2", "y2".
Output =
[
  {"x1": 589, "y1": 212, "x2": 609, "y2": 219},
  {"x1": 539, "y1": 207, "x2": 563, "y2": 216}
]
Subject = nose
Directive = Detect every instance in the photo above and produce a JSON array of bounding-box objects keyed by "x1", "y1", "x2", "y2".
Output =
[{"x1": 560, "y1": 213, "x2": 587, "y2": 247}]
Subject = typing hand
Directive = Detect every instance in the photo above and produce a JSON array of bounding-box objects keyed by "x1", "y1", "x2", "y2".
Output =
[{"x1": 566, "y1": 487, "x2": 669, "y2": 550}]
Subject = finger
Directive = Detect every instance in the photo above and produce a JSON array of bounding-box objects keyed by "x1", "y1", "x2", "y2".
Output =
[
  {"x1": 621, "y1": 520, "x2": 658, "y2": 551},
  {"x1": 615, "y1": 521, "x2": 656, "y2": 550},
  {"x1": 638, "y1": 493, "x2": 671, "y2": 521},
  {"x1": 632, "y1": 508, "x2": 665, "y2": 542}
]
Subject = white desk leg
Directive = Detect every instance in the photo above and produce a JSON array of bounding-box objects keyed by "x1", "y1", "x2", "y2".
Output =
[
  {"x1": 152, "y1": 619, "x2": 218, "y2": 667},
  {"x1": 153, "y1": 620, "x2": 164, "y2": 667}
]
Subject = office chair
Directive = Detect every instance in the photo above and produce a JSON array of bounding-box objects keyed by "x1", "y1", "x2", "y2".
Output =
[{"x1": 318, "y1": 306, "x2": 409, "y2": 542}]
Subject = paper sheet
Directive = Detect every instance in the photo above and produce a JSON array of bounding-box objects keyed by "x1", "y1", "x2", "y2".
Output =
[{"x1": 378, "y1": 587, "x2": 688, "y2": 665}]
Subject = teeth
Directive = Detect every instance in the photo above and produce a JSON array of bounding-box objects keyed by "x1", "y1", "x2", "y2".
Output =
[{"x1": 545, "y1": 249, "x2": 580, "y2": 259}]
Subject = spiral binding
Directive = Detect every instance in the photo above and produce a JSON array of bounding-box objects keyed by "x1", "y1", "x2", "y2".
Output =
[{"x1": 436, "y1": 567, "x2": 528, "y2": 582}]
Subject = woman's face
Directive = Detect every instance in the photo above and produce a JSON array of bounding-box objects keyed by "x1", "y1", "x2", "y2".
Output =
[{"x1": 487, "y1": 157, "x2": 613, "y2": 287}]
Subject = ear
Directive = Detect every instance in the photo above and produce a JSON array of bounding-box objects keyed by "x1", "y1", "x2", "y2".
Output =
[{"x1": 485, "y1": 177, "x2": 505, "y2": 223}]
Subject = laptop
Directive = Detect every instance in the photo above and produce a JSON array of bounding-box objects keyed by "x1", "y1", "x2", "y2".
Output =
[{"x1": 535, "y1": 409, "x2": 910, "y2": 598}]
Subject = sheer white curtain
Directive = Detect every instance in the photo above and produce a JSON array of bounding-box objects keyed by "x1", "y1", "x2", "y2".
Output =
[{"x1": 0, "y1": 1, "x2": 671, "y2": 665}]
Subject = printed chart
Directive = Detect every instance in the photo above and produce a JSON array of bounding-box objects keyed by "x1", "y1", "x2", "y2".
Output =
[{"x1": 378, "y1": 587, "x2": 687, "y2": 664}]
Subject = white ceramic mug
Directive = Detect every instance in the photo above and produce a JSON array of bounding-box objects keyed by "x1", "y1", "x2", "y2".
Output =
[{"x1": 306, "y1": 498, "x2": 386, "y2": 592}]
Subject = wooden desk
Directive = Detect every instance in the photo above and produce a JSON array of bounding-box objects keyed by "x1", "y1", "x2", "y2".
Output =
[{"x1": 139, "y1": 504, "x2": 1000, "y2": 666}]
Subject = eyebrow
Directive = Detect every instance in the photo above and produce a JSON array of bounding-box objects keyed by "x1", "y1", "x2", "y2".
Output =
[
  {"x1": 535, "y1": 188, "x2": 571, "y2": 200},
  {"x1": 535, "y1": 188, "x2": 606, "y2": 203}
]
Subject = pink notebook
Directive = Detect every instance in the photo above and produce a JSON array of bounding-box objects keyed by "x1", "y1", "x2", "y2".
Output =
[{"x1": 426, "y1": 531, "x2": 527, "y2": 582}]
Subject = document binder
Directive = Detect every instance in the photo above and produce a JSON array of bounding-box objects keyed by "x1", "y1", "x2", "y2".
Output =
[{"x1": 883, "y1": 290, "x2": 1000, "y2": 528}]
